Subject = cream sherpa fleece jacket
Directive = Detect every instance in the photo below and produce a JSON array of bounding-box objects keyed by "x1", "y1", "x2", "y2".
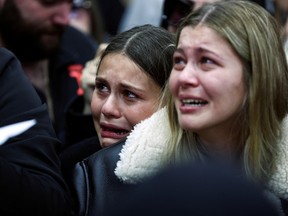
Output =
[{"x1": 115, "y1": 107, "x2": 288, "y2": 201}]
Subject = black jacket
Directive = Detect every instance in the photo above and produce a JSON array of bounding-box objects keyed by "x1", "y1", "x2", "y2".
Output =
[
  {"x1": 48, "y1": 26, "x2": 97, "y2": 145},
  {"x1": 0, "y1": 48, "x2": 72, "y2": 216},
  {"x1": 64, "y1": 95, "x2": 98, "y2": 146},
  {"x1": 70, "y1": 140, "x2": 135, "y2": 216}
]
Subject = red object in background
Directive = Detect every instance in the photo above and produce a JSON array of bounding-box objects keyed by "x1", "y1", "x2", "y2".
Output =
[{"x1": 68, "y1": 64, "x2": 84, "y2": 96}]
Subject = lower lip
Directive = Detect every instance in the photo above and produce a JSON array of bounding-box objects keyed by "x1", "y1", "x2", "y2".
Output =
[
  {"x1": 100, "y1": 130, "x2": 128, "y2": 139},
  {"x1": 179, "y1": 104, "x2": 206, "y2": 113}
]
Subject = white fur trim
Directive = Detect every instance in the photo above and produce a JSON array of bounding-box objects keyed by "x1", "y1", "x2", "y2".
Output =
[
  {"x1": 268, "y1": 116, "x2": 288, "y2": 199},
  {"x1": 114, "y1": 107, "x2": 171, "y2": 184},
  {"x1": 115, "y1": 108, "x2": 288, "y2": 200}
]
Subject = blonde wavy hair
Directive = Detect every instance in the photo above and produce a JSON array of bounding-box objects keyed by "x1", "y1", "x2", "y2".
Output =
[{"x1": 163, "y1": 0, "x2": 288, "y2": 183}]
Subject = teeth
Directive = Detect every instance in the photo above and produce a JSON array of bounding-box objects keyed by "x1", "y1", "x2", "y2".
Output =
[
  {"x1": 182, "y1": 99, "x2": 207, "y2": 106},
  {"x1": 116, "y1": 131, "x2": 129, "y2": 135}
]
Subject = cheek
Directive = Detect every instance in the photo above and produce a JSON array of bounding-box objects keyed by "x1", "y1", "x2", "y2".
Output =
[
  {"x1": 91, "y1": 94, "x2": 102, "y2": 119},
  {"x1": 125, "y1": 104, "x2": 159, "y2": 127},
  {"x1": 168, "y1": 73, "x2": 178, "y2": 95}
]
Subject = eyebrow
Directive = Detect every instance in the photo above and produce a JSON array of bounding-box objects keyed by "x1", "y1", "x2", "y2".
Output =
[
  {"x1": 96, "y1": 77, "x2": 146, "y2": 94},
  {"x1": 121, "y1": 82, "x2": 145, "y2": 93},
  {"x1": 174, "y1": 47, "x2": 185, "y2": 54},
  {"x1": 95, "y1": 77, "x2": 106, "y2": 83},
  {"x1": 175, "y1": 46, "x2": 223, "y2": 60}
]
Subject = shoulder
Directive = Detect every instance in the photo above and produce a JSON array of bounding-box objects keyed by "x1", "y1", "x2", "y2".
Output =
[
  {"x1": 0, "y1": 47, "x2": 15, "y2": 69},
  {"x1": 71, "y1": 140, "x2": 130, "y2": 216},
  {"x1": 0, "y1": 47, "x2": 23, "y2": 77},
  {"x1": 84, "y1": 140, "x2": 125, "y2": 168},
  {"x1": 60, "y1": 26, "x2": 97, "y2": 60}
]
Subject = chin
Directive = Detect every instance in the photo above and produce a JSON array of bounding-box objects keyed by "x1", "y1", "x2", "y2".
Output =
[
  {"x1": 179, "y1": 120, "x2": 198, "y2": 131},
  {"x1": 101, "y1": 138, "x2": 119, "y2": 148}
]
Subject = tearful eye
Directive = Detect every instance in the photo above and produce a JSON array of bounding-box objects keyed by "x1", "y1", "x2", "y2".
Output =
[
  {"x1": 173, "y1": 56, "x2": 186, "y2": 70},
  {"x1": 124, "y1": 90, "x2": 137, "y2": 99},
  {"x1": 95, "y1": 82, "x2": 109, "y2": 93},
  {"x1": 200, "y1": 57, "x2": 214, "y2": 64},
  {"x1": 199, "y1": 57, "x2": 218, "y2": 71}
]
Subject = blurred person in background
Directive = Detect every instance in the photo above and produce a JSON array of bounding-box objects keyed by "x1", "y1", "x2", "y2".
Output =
[
  {"x1": 0, "y1": 47, "x2": 72, "y2": 216},
  {"x1": 0, "y1": 0, "x2": 97, "y2": 146},
  {"x1": 273, "y1": 0, "x2": 288, "y2": 61},
  {"x1": 64, "y1": 43, "x2": 108, "y2": 146},
  {"x1": 97, "y1": 0, "x2": 126, "y2": 40},
  {"x1": 69, "y1": 0, "x2": 105, "y2": 43},
  {"x1": 161, "y1": 0, "x2": 223, "y2": 33},
  {"x1": 118, "y1": 0, "x2": 164, "y2": 33}
]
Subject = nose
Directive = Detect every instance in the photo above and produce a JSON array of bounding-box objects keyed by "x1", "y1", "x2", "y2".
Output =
[
  {"x1": 178, "y1": 64, "x2": 199, "y2": 87},
  {"x1": 101, "y1": 96, "x2": 121, "y2": 118},
  {"x1": 52, "y1": 2, "x2": 71, "y2": 26}
]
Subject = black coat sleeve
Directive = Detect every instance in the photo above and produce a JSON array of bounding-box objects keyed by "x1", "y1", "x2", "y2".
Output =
[
  {"x1": 0, "y1": 48, "x2": 73, "y2": 216},
  {"x1": 71, "y1": 140, "x2": 135, "y2": 216}
]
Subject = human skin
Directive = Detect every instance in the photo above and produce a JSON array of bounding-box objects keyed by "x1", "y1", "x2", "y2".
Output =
[
  {"x1": 91, "y1": 53, "x2": 162, "y2": 148},
  {"x1": 0, "y1": 0, "x2": 72, "y2": 58},
  {"x1": 169, "y1": 26, "x2": 246, "y2": 152}
]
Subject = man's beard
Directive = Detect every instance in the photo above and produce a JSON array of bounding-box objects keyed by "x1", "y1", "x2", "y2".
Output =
[{"x1": 0, "y1": 1, "x2": 65, "y2": 62}]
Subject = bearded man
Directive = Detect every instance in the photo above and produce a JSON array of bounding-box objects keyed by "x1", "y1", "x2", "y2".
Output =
[{"x1": 0, "y1": 0, "x2": 97, "y2": 145}]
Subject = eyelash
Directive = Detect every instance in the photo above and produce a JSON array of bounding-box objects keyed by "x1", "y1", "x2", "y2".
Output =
[
  {"x1": 95, "y1": 82, "x2": 139, "y2": 100},
  {"x1": 123, "y1": 90, "x2": 138, "y2": 99},
  {"x1": 200, "y1": 57, "x2": 215, "y2": 65},
  {"x1": 95, "y1": 82, "x2": 109, "y2": 93},
  {"x1": 173, "y1": 54, "x2": 217, "y2": 71}
]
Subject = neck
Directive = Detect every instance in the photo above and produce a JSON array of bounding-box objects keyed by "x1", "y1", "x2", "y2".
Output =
[
  {"x1": 22, "y1": 60, "x2": 48, "y2": 92},
  {"x1": 0, "y1": 34, "x2": 49, "y2": 91},
  {"x1": 22, "y1": 60, "x2": 54, "y2": 121},
  {"x1": 197, "y1": 132, "x2": 237, "y2": 160}
]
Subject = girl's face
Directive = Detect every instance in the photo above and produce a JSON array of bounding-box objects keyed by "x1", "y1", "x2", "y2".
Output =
[
  {"x1": 91, "y1": 53, "x2": 161, "y2": 148},
  {"x1": 169, "y1": 26, "x2": 246, "y2": 146}
]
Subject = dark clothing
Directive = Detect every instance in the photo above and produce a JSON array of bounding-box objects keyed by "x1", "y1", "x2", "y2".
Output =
[
  {"x1": 60, "y1": 135, "x2": 102, "y2": 215},
  {"x1": 69, "y1": 138, "x2": 280, "y2": 216},
  {"x1": 64, "y1": 95, "x2": 97, "y2": 146},
  {"x1": 48, "y1": 26, "x2": 97, "y2": 145},
  {"x1": 0, "y1": 48, "x2": 72, "y2": 216},
  {"x1": 108, "y1": 161, "x2": 280, "y2": 216},
  {"x1": 60, "y1": 136, "x2": 101, "y2": 184},
  {"x1": 68, "y1": 140, "x2": 134, "y2": 216},
  {"x1": 61, "y1": 95, "x2": 102, "y2": 215},
  {"x1": 97, "y1": 0, "x2": 125, "y2": 37}
]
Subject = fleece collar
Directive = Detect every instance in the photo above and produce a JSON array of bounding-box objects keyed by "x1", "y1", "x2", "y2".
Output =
[
  {"x1": 115, "y1": 107, "x2": 288, "y2": 200},
  {"x1": 268, "y1": 116, "x2": 288, "y2": 200},
  {"x1": 115, "y1": 107, "x2": 170, "y2": 184}
]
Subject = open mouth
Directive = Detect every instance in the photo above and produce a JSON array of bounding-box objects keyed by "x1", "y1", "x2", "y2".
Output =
[
  {"x1": 181, "y1": 99, "x2": 208, "y2": 106},
  {"x1": 101, "y1": 126, "x2": 130, "y2": 136}
]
